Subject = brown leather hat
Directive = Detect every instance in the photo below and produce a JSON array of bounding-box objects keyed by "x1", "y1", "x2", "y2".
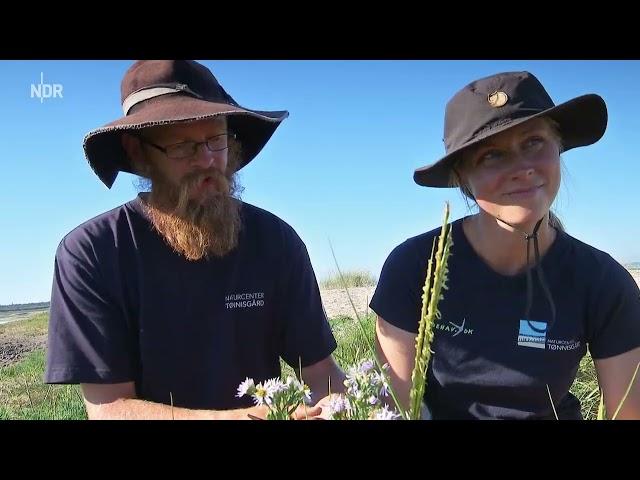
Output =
[{"x1": 83, "y1": 60, "x2": 289, "y2": 188}]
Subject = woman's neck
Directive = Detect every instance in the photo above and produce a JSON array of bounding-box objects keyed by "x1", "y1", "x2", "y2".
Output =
[{"x1": 462, "y1": 211, "x2": 557, "y2": 276}]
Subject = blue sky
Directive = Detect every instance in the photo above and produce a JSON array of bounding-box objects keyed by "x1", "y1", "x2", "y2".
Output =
[{"x1": 1, "y1": 60, "x2": 639, "y2": 304}]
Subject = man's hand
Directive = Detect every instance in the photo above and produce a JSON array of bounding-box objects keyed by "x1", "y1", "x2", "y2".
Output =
[
  {"x1": 290, "y1": 402, "x2": 324, "y2": 420},
  {"x1": 243, "y1": 403, "x2": 323, "y2": 420},
  {"x1": 296, "y1": 393, "x2": 342, "y2": 420},
  {"x1": 240, "y1": 404, "x2": 270, "y2": 420}
]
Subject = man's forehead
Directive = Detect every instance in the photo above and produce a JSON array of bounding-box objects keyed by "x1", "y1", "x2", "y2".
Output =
[{"x1": 144, "y1": 116, "x2": 227, "y2": 140}]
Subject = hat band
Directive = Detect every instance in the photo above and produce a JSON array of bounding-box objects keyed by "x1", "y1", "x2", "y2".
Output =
[{"x1": 122, "y1": 84, "x2": 202, "y2": 115}]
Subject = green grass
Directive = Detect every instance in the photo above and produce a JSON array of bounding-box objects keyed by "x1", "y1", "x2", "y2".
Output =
[
  {"x1": 0, "y1": 311, "x2": 86, "y2": 420},
  {"x1": 571, "y1": 353, "x2": 600, "y2": 420},
  {"x1": 1, "y1": 311, "x2": 601, "y2": 420},
  {"x1": 328, "y1": 314, "x2": 376, "y2": 368},
  {"x1": 0, "y1": 349, "x2": 86, "y2": 420},
  {"x1": 0, "y1": 311, "x2": 48, "y2": 337},
  {"x1": 319, "y1": 270, "x2": 377, "y2": 289},
  {"x1": 280, "y1": 313, "x2": 376, "y2": 380}
]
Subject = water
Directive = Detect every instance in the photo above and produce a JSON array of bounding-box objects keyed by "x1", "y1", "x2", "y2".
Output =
[{"x1": 0, "y1": 309, "x2": 48, "y2": 325}]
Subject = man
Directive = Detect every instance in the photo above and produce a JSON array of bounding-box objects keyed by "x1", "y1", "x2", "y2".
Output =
[{"x1": 44, "y1": 60, "x2": 344, "y2": 419}]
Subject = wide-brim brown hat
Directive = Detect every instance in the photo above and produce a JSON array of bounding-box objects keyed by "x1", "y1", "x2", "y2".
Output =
[
  {"x1": 83, "y1": 60, "x2": 289, "y2": 188},
  {"x1": 413, "y1": 71, "x2": 608, "y2": 187}
]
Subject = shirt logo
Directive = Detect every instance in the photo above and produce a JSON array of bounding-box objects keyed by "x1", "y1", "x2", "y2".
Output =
[
  {"x1": 435, "y1": 318, "x2": 474, "y2": 337},
  {"x1": 225, "y1": 292, "x2": 265, "y2": 309},
  {"x1": 547, "y1": 339, "x2": 582, "y2": 351},
  {"x1": 517, "y1": 320, "x2": 547, "y2": 349}
]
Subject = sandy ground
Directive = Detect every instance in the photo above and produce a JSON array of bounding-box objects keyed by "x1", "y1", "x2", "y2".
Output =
[{"x1": 320, "y1": 286, "x2": 377, "y2": 319}]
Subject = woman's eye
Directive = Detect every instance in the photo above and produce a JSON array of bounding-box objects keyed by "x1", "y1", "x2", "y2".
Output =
[
  {"x1": 477, "y1": 150, "x2": 502, "y2": 166},
  {"x1": 523, "y1": 136, "x2": 545, "y2": 149}
]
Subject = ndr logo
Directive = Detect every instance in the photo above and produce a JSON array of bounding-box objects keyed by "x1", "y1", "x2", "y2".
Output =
[{"x1": 31, "y1": 72, "x2": 63, "y2": 103}]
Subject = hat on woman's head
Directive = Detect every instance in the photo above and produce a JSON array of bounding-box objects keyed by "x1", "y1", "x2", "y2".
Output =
[
  {"x1": 83, "y1": 60, "x2": 289, "y2": 188},
  {"x1": 414, "y1": 71, "x2": 608, "y2": 187}
]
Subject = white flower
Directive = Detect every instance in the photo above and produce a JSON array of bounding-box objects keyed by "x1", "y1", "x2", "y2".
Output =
[
  {"x1": 374, "y1": 405, "x2": 401, "y2": 420},
  {"x1": 347, "y1": 382, "x2": 364, "y2": 400},
  {"x1": 236, "y1": 377, "x2": 255, "y2": 398},
  {"x1": 264, "y1": 378, "x2": 286, "y2": 396},
  {"x1": 252, "y1": 384, "x2": 270, "y2": 406},
  {"x1": 301, "y1": 383, "x2": 312, "y2": 402},
  {"x1": 346, "y1": 364, "x2": 362, "y2": 380},
  {"x1": 285, "y1": 376, "x2": 299, "y2": 388}
]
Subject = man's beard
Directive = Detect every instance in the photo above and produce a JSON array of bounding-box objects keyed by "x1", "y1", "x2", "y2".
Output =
[{"x1": 141, "y1": 165, "x2": 243, "y2": 261}]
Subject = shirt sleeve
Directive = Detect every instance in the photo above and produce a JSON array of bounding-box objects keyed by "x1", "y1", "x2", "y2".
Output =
[
  {"x1": 587, "y1": 256, "x2": 640, "y2": 359},
  {"x1": 370, "y1": 239, "x2": 427, "y2": 334},
  {"x1": 45, "y1": 232, "x2": 135, "y2": 384},
  {"x1": 277, "y1": 228, "x2": 337, "y2": 368}
]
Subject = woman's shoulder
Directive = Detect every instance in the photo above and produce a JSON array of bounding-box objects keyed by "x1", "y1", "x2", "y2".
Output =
[{"x1": 560, "y1": 231, "x2": 636, "y2": 288}]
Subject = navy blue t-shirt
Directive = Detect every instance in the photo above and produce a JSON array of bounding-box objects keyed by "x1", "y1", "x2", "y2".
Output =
[
  {"x1": 45, "y1": 195, "x2": 337, "y2": 410},
  {"x1": 370, "y1": 217, "x2": 640, "y2": 419}
]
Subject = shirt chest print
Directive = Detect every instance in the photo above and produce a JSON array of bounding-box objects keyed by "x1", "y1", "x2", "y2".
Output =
[
  {"x1": 435, "y1": 318, "x2": 474, "y2": 337},
  {"x1": 225, "y1": 291, "x2": 265, "y2": 310},
  {"x1": 517, "y1": 320, "x2": 582, "y2": 351}
]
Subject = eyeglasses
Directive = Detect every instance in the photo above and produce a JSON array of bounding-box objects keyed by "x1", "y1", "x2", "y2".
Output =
[{"x1": 135, "y1": 132, "x2": 237, "y2": 160}]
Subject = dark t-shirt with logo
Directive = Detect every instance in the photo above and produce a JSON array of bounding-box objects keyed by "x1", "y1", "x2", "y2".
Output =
[
  {"x1": 45, "y1": 195, "x2": 337, "y2": 410},
  {"x1": 370, "y1": 217, "x2": 640, "y2": 419}
]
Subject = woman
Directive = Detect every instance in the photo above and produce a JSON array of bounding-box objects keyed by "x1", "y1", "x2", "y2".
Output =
[{"x1": 370, "y1": 71, "x2": 640, "y2": 419}]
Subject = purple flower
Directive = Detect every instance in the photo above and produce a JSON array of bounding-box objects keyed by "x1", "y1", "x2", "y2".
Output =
[
  {"x1": 358, "y1": 359, "x2": 375, "y2": 374},
  {"x1": 371, "y1": 371, "x2": 390, "y2": 397},
  {"x1": 329, "y1": 395, "x2": 351, "y2": 417}
]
